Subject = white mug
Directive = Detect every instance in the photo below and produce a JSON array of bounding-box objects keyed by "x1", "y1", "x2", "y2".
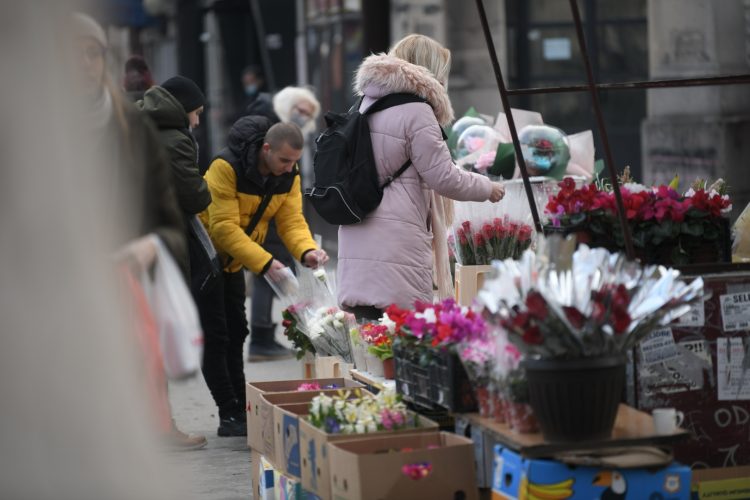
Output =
[{"x1": 652, "y1": 408, "x2": 684, "y2": 435}]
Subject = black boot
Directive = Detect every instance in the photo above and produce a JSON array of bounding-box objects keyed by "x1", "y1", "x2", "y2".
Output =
[
  {"x1": 217, "y1": 400, "x2": 247, "y2": 437},
  {"x1": 247, "y1": 324, "x2": 294, "y2": 361}
]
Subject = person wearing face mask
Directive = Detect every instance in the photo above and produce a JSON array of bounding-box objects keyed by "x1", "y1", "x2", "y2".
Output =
[
  {"x1": 198, "y1": 118, "x2": 328, "y2": 436},
  {"x1": 138, "y1": 76, "x2": 211, "y2": 280},
  {"x1": 243, "y1": 86, "x2": 321, "y2": 361},
  {"x1": 242, "y1": 65, "x2": 265, "y2": 105}
]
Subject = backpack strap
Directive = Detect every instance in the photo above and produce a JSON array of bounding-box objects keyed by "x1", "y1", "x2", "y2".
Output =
[
  {"x1": 363, "y1": 93, "x2": 427, "y2": 115},
  {"x1": 224, "y1": 189, "x2": 274, "y2": 269},
  {"x1": 382, "y1": 160, "x2": 412, "y2": 188},
  {"x1": 363, "y1": 94, "x2": 426, "y2": 189}
]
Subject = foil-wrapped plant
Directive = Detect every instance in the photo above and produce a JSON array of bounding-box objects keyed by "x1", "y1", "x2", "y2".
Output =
[{"x1": 477, "y1": 235, "x2": 704, "y2": 359}]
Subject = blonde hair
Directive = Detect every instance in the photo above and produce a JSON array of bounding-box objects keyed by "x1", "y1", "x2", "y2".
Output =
[{"x1": 388, "y1": 34, "x2": 451, "y2": 87}]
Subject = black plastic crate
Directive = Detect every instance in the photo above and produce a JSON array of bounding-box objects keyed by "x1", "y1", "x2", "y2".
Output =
[
  {"x1": 393, "y1": 345, "x2": 435, "y2": 409},
  {"x1": 393, "y1": 345, "x2": 478, "y2": 413},
  {"x1": 429, "y1": 349, "x2": 478, "y2": 413}
]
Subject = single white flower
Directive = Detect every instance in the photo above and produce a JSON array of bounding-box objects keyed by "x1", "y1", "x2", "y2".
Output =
[
  {"x1": 623, "y1": 182, "x2": 648, "y2": 193},
  {"x1": 366, "y1": 421, "x2": 378, "y2": 433},
  {"x1": 320, "y1": 395, "x2": 332, "y2": 414},
  {"x1": 334, "y1": 311, "x2": 345, "y2": 320},
  {"x1": 354, "y1": 422, "x2": 365, "y2": 434},
  {"x1": 379, "y1": 313, "x2": 397, "y2": 334},
  {"x1": 333, "y1": 320, "x2": 343, "y2": 329},
  {"x1": 313, "y1": 268, "x2": 327, "y2": 281},
  {"x1": 415, "y1": 307, "x2": 437, "y2": 324}
]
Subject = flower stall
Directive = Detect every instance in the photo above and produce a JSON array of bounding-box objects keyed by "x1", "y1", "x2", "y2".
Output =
[{"x1": 247, "y1": 0, "x2": 750, "y2": 496}]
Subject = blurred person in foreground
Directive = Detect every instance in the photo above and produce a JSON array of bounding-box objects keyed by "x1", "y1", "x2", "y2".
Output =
[
  {"x1": 0, "y1": 3, "x2": 186, "y2": 495},
  {"x1": 198, "y1": 118, "x2": 328, "y2": 436},
  {"x1": 123, "y1": 54, "x2": 154, "y2": 101},
  {"x1": 337, "y1": 34, "x2": 505, "y2": 319},
  {"x1": 243, "y1": 86, "x2": 321, "y2": 361},
  {"x1": 70, "y1": 12, "x2": 205, "y2": 450}
]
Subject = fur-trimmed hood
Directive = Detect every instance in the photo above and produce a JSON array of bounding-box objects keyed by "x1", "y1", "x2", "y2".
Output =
[{"x1": 354, "y1": 53, "x2": 454, "y2": 126}]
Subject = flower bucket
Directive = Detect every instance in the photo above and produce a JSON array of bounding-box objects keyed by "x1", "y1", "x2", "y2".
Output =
[
  {"x1": 523, "y1": 355, "x2": 626, "y2": 442},
  {"x1": 382, "y1": 357, "x2": 395, "y2": 379},
  {"x1": 352, "y1": 344, "x2": 368, "y2": 372},
  {"x1": 365, "y1": 353, "x2": 385, "y2": 377},
  {"x1": 476, "y1": 387, "x2": 492, "y2": 418},
  {"x1": 491, "y1": 391, "x2": 508, "y2": 423},
  {"x1": 508, "y1": 402, "x2": 538, "y2": 434}
]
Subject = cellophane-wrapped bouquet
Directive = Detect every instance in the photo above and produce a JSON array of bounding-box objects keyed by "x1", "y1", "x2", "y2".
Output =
[
  {"x1": 477, "y1": 235, "x2": 704, "y2": 359},
  {"x1": 450, "y1": 179, "x2": 557, "y2": 265},
  {"x1": 267, "y1": 264, "x2": 353, "y2": 363}
]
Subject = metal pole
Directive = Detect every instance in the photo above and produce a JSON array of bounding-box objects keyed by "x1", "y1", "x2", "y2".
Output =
[
  {"x1": 505, "y1": 74, "x2": 750, "y2": 96},
  {"x1": 568, "y1": 0, "x2": 635, "y2": 259},
  {"x1": 474, "y1": 0, "x2": 543, "y2": 233},
  {"x1": 249, "y1": 0, "x2": 277, "y2": 92}
]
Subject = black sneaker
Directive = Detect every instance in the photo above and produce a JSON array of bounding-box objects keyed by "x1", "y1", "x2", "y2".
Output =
[
  {"x1": 217, "y1": 415, "x2": 247, "y2": 437},
  {"x1": 248, "y1": 340, "x2": 295, "y2": 362}
]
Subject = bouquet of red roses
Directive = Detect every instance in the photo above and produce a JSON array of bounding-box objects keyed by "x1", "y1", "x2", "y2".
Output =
[{"x1": 477, "y1": 236, "x2": 704, "y2": 359}]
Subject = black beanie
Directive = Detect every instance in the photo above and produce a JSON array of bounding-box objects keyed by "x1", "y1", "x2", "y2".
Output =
[{"x1": 162, "y1": 76, "x2": 205, "y2": 113}]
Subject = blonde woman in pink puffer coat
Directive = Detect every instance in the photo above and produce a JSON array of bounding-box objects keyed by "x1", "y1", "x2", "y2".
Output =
[{"x1": 337, "y1": 35, "x2": 505, "y2": 319}]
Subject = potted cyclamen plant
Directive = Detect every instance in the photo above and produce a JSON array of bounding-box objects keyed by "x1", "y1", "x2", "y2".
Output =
[
  {"x1": 360, "y1": 322, "x2": 395, "y2": 379},
  {"x1": 478, "y1": 236, "x2": 703, "y2": 442}
]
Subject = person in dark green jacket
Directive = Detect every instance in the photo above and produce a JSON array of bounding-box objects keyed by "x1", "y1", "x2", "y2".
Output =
[{"x1": 138, "y1": 76, "x2": 212, "y2": 278}]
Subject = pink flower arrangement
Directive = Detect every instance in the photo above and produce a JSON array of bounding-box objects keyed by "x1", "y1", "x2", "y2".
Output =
[
  {"x1": 380, "y1": 407, "x2": 406, "y2": 430},
  {"x1": 396, "y1": 298, "x2": 486, "y2": 349},
  {"x1": 297, "y1": 382, "x2": 321, "y2": 391},
  {"x1": 545, "y1": 177, "x2": 732, "y2": 264}
]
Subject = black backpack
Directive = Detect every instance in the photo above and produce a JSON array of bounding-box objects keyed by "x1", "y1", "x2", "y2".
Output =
[{"x1": 305, "y1": 93, "x2": 427, "y2": 225}]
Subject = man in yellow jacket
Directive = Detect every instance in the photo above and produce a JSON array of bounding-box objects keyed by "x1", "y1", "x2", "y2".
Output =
[{"x1": 198, "y1": 117, "x2": 328, "y2": 437}]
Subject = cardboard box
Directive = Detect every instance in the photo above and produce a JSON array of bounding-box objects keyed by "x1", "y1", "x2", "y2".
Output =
[
  {"x1": 326, "y1": 431, "x2": 479, "y2": 500},
  {"x1": 491, "y1": 445, "x2": 691, "y2": 500},
  {"x1": 299, "y1": 412, "x2": 440, "y2": 499},
  {"x1": 273, "y1": 403, "x2": 309, "y2": 478},
  {"x1": 270, "y1": 390, "x2": 371, "y2": 478},
  {"x1": 255, "y1": 452, "x2": 275, "y2": 500},
  {"x1": 257, "y1": 453, "x2": 322, "y2": 500},
  {"x1": 691, "y1": 466, "x2": 750, "y2": 499},
  {"x1": 246, "y1": 377, "x2": 362, "y2": 450},
  {"x1": 455, "y1": 264, "x2": 493, "y2": 307},
  {"x1": 301, "y1": 353, "x2": 315, "y2": 379},
  {"x1": 314, "y1": 356, "x2": 353, "y2": 379}
]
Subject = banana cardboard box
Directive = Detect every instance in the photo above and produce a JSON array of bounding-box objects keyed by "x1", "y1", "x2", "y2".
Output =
[{"x1": 491, "y1": 446, "x2": 691, "y2": 500}]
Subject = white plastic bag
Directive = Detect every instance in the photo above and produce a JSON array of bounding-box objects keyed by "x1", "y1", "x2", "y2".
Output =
[{"x1": 151, "y1": 237, "x2": 203, "y2": 380}]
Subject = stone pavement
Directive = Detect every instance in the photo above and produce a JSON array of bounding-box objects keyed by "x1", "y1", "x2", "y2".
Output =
[{"x1": 166, "y1": 341, "x2": 301, "y2": 500}]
